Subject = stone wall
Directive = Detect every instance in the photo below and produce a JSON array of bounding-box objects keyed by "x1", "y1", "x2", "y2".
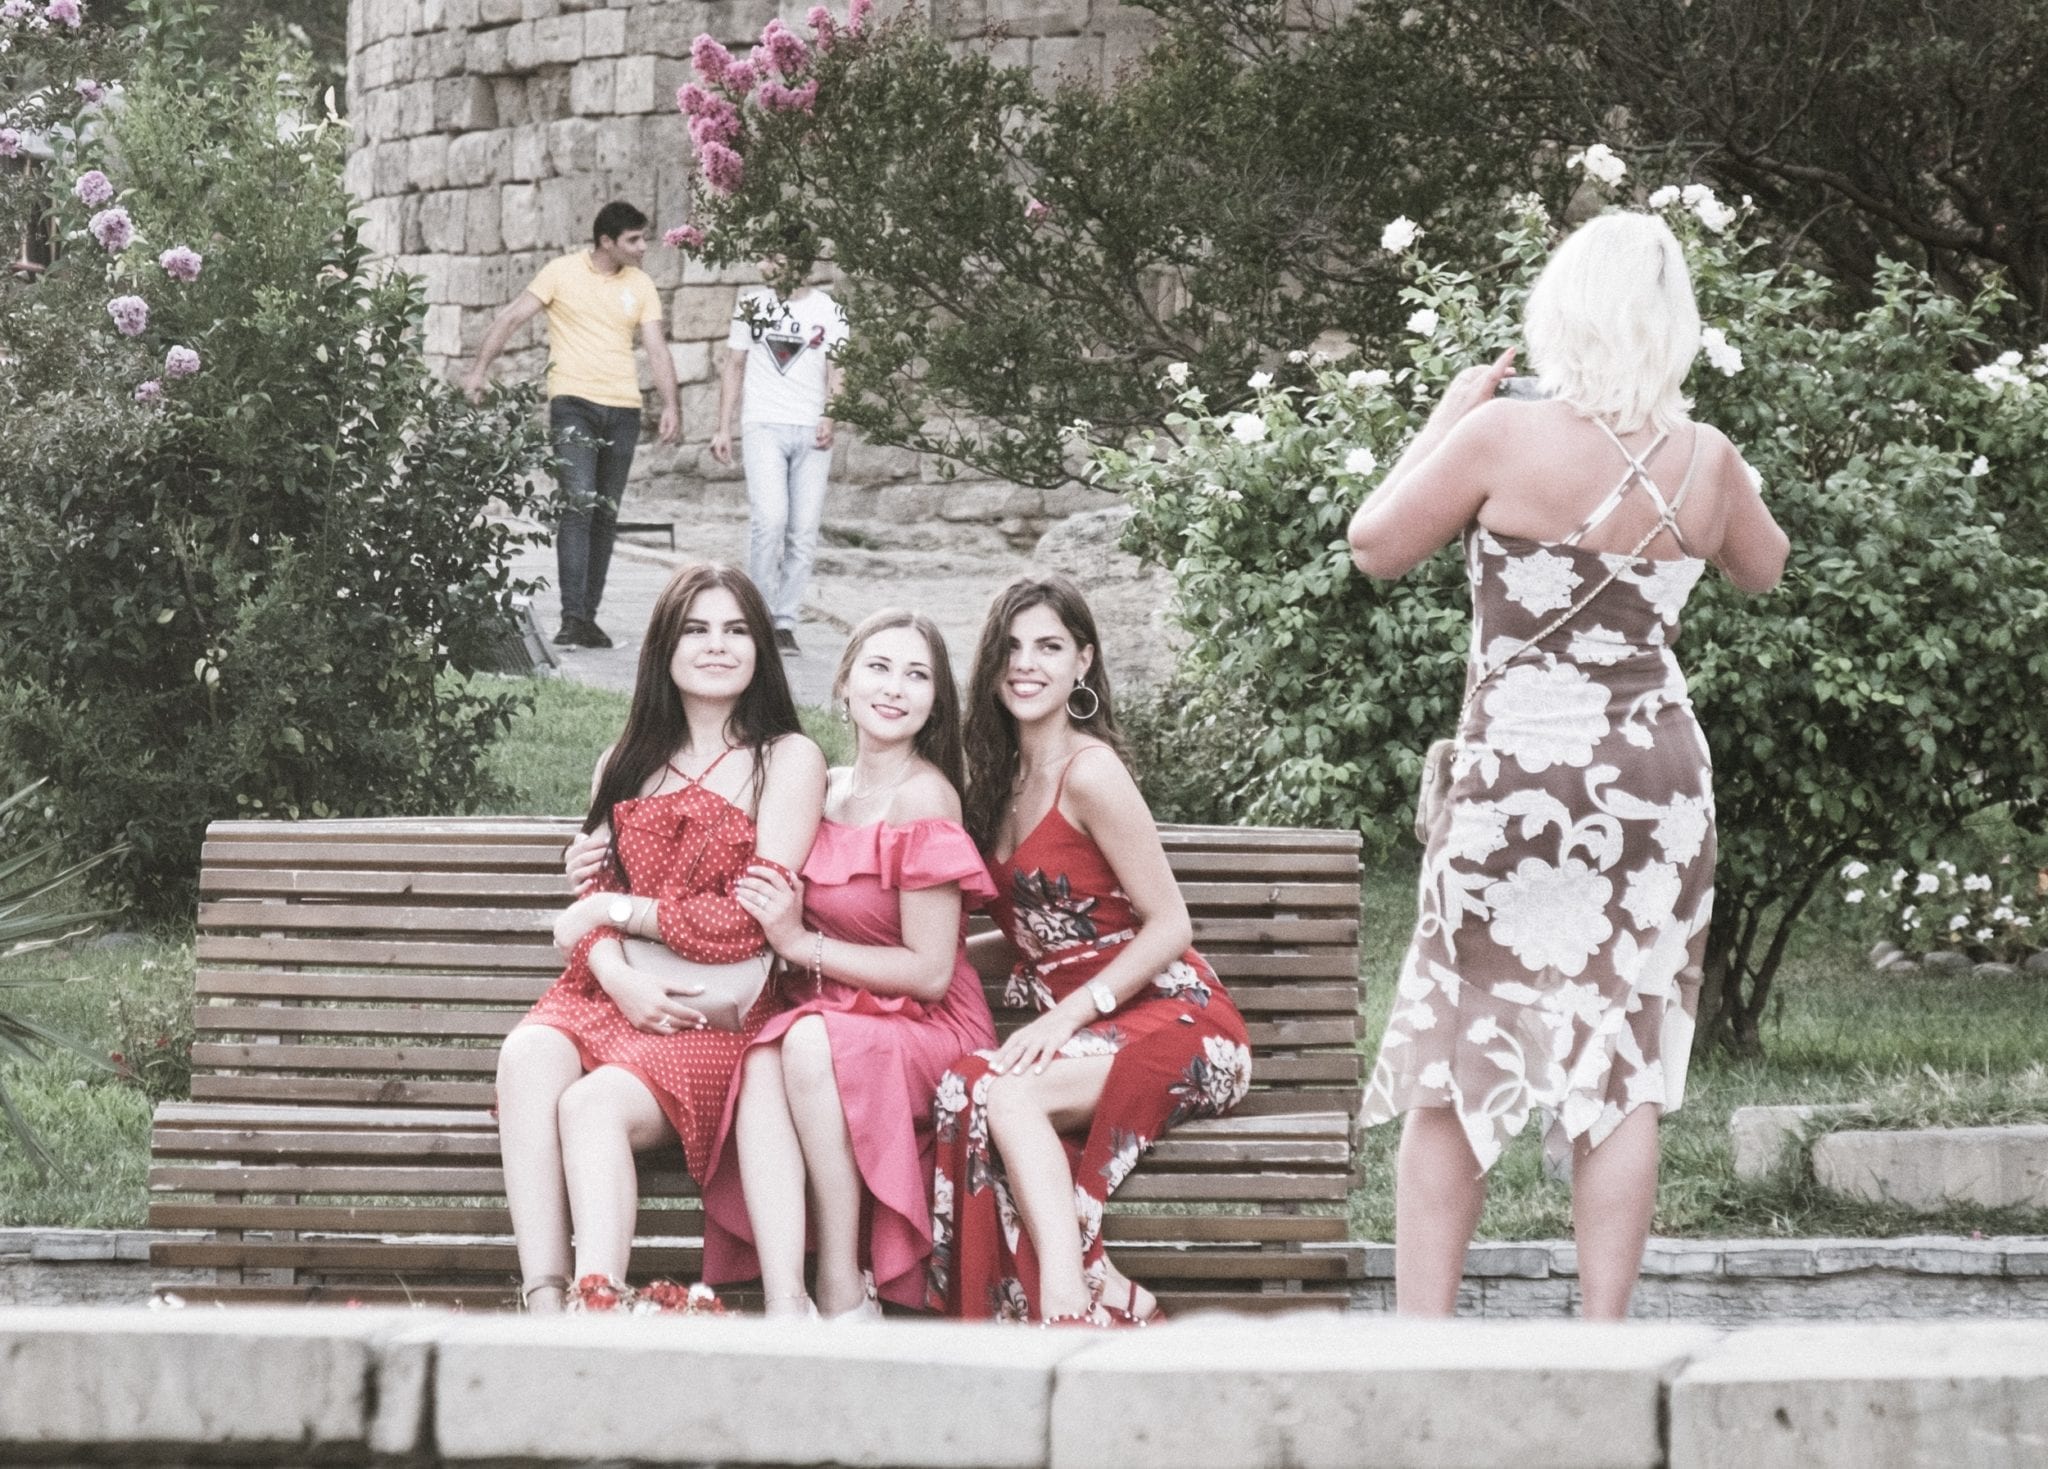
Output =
[
  {"x1": 6, "y1": 1306, "x2": 2048, "y2": 1466},
  {"x1": 341, "y1": 0, "x2": 1132, "y2": 546}
]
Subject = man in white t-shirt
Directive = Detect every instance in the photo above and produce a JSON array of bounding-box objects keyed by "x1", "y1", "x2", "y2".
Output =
[{"x1": 710, "y1": 244, "x2": 849, "y2": 656}]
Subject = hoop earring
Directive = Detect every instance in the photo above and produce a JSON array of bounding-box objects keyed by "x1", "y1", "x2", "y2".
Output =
[
  {"x1": 838, "y1": 701, "x2": 850, "y2": 724},
  {"x1": 1065, "y1": 683, "x2": 1100, "y2": 722}
]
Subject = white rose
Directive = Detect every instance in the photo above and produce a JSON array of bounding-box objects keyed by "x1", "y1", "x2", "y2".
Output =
[
  {"x1": 1380, "y1": 215, "x2": 1421, "y2": 254},
  {"x1": 1247, "y1": 370, "x2": 1274, "y2": 390},
  {"x1": 1968, "y1": 455, "x2": 1990, "y2": 477},
  {"x1": 1347, "y1": 367, "x2": 1392, "y2": 390},
  {"x1": 1647, "y1": 185, "x2": 1680, "y2": 209},
  {"x1": 1566, "y1": 143, "x2": 1626, "y2": 186},
  {"x1": 1996, "y1": 350, "x2": 2022, "y2": 368},
  {"x1": 1344, "y1": 446, "x2": 1378, "y2": 476},
  {"x1": 1406, "y1": 307, "x2": 1439, "y2": 337},
  {"x1": 1285, "y1": 349, "x2": 1307, "y2": 364},
  {"x1": 1228, "y1": 412, "x2": 1267, "y2": 445},
  {"x1": 1844, "y1": 889, "x2": 1864, "y2": 904},
  {"x1": 1700, "y1": 325, "x2": 1744, "y2": 377},
  {"x1": 1949, "y1": 914, "x2": 1969, "y2": 931},
  {"x1": 1840, "y1": 861, "x2": 1870, "y2": 880},
  {"x1": 1165, "y1": 361, "x2": 1189, "y2": 386},
  {"x1": 1693, "y1": 194, "x2": 1737, "y2": 232},
  {"x1": 1914, "y1": 872, "x2": 1941, "y2": 895}
]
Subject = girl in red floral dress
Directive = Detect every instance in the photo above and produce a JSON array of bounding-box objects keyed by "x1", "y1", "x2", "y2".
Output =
[
  {"x1": 927, "y1": 575, "x2": 1253, "y2": 1326},
  {"x1": 495, "y1": 564, "x2": 826, "y2": 1312}
]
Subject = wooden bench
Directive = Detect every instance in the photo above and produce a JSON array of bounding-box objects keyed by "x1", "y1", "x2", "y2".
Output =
[{"x1": 150, "y1": 817, "x2": 1365, "y2": 1312}]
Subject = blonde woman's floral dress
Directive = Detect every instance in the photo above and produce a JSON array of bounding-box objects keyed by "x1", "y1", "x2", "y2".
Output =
[
  {"x1": 1362, "y1": 425, "x2": 1716, "y2": 1172},
  {"x1": 926, "y1": 749, "x2": 1253, "y2": 1320}
]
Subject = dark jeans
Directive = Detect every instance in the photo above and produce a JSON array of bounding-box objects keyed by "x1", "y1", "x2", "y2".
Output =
[{"x1": 550, "y1": 395, "x2": 641, "y2": 624}]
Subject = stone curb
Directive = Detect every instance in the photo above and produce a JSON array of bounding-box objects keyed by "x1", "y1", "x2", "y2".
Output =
[
  {"x1": 6, "y1": 1309, "x2": 2048, "y2": 1466},
  {"x1": 1342, "y1": 1234, "x2": 2048, "y2": 1282}
]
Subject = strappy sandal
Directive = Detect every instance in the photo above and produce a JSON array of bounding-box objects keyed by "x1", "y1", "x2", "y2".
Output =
[
  {"x1": 764, "y1": 1290, "x2": 821, "y2": 1320},
  {"x1": 824, "y1": 1269, "x2": 883, "y2": 1322},
  {"x1": 519, "y1": 1275, "x2": 568, "y2": 1311},
  {"x1": 1098, "y1": 1278, "x2": 1165, "y2": 1328}
]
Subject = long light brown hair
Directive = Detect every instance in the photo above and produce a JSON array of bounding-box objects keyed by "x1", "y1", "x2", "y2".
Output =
[
  {"x1": 583, "y1": 565, "x2": 802, "y2": 868},
  {"x1": 832, "y1": 608, "x2": 966, "y2": 798},
  {"x1": 961, "y1": 574, "x2": 1128, "y2": 850}
]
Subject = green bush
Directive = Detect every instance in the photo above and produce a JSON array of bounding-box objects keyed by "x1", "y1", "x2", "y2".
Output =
[
  {"x1": 1107, "y1": 178, "x2": 2048, "y2": 1052},
  {"x1": 0, "y1": 22, "x2": 555, "y2": 921}
]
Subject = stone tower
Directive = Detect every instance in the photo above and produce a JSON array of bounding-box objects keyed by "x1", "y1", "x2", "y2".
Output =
[{"x1": 342, "y1": 0, "x2": 1146, "y2": 545}]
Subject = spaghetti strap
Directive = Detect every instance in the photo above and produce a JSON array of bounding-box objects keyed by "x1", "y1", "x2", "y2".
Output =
[
  {"x1": 668, "y1": 744, "x2": 739, "y2": 787},
  {"x1": 1050, "y1": 744, "x2": 1114, "y2": 805},
  {"x1": 1667, "y1": 426, "x2": 1707, "y2": 512},
  {"x1": 1565, "y1": 423, "x2": 1695, "y2": 553}
]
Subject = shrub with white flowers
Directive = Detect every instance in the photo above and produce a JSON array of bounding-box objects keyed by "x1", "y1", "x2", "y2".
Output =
[
  {"x1": 1848, "y1": 858, "x2": 2045, "y2": 964},
  {"x1": 1106, "y1": 177, "x2": 2048, "y2": 1052}
]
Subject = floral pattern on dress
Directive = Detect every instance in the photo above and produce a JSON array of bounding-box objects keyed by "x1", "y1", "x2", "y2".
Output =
[{"x1": 1362, "y1": 508, "x2": 1717, "y2": 1174}]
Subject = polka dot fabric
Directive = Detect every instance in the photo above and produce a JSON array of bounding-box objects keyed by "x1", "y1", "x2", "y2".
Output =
[{"x1": 517, "y1": 778, "x2": 795, "y2": 1179}]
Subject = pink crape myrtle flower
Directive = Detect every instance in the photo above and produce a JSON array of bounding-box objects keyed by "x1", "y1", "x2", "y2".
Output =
[
  {"x1": 806, "y1": 5, "x2": 837, "y2": 50},
  {"x1": 689, "y1": 109, "x2": 740, "y2": 149},
  {"x1": 848, "y1": 0, "x2": 872, "y2": 32},
  {"x1": 0, "y1": 0, "x2": 32, "y2": 21},
  {"x1": 1025, "y1": 197, "x2": 1051, "y2": 224},
  {"x1": 89, "y1": 205, "x2": 134, "y2": 253},
  {"x1": 663, "y1": 224, "x2": 705, "y2": 250},
  {"x1": 758, "y1": 79, "x2": 818, "y2": 114},
  {"x1": 107, "y1": 294, "x2": 149, "y2": 336},
  {"x1": 73, "y1": 168, "x2": 113, "y2": 206},
  {"x1": 165, "y1": 345, "x2": 200, "y2": 378},
  {"x1": 690, "y1": 34, "x2": 735, "y2": 86},
  {"x1": 75, "y1": 78, "x2": 106, "y2": 105},
  {"x1": 159, "y1": 245, "x2": 202, "y2": 282},
  {"x1": 677, "y1": 82, "x2": 715, "y2": 116},
  {"x1": 722, "y1": 56, "x2": 757, "y2": 96},
  {"x1": 0, "y1": 129, "x2": 22, "y2": 160},
  {"x1": 44, "y1": 0, "x2": 82, "y2": 27},
  {"x1": 697, "y1": 140, "x2": 744, "y2": 195},
  {"x1": 133, "y1": 379, "x2": 164, "y2": 404},
  {"x1": 759, "y1": 18, "x2": 810, "y2": 75}
]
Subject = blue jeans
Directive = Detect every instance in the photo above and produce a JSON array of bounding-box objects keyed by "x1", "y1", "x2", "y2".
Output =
[
  {"x1": 550, "y1": 395, "x2": 641, "y2": 624},
  {"x1": 742, "y1": 422, "x2": 833, "y2": 631}
]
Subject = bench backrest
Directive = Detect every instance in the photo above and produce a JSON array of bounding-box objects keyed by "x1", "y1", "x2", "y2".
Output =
[{"x1": 190, "y1": 817, "x2": 1363, "y2": 1118}]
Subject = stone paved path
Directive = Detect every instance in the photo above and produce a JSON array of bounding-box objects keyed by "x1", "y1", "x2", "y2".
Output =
[{"x1": 508, "y1": 502, "x2": 1033, "y2": 706}]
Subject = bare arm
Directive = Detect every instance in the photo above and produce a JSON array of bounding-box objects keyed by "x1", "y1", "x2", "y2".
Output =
[
  {"x1": 1703, "y1": 435, "x2": 1790, "y2": 594},
  {"x1": 1347, "y1": 350, "x2": 1515, "y2": 579},
  {"x1": 742, "y1": 771, "x2": 966, "y2": 1005},
  {"x1": 815, "y1": 358, "x2": 846, "y2": 449},
  {"x1": 711, "y1": 347, "x2": 746, "y2": 465},
  {"x1": 462, "y1": 292, "x2": 545, "y2": 402},
  {"x1": 640, "y1": 319, "x2": 680, "y2": 445}
]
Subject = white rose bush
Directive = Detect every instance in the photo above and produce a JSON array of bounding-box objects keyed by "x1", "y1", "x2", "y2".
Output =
[{"x1": 1108, "y1": 174, "x2": 2048, "y2": 1052}]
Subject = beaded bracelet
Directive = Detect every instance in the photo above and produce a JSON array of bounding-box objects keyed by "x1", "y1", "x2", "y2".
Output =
[{"x1": 810, "y1": 929, "x2": 825, "y2": 991}]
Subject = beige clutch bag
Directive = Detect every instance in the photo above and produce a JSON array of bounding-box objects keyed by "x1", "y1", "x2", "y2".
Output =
[{"x1": 619, "y1": 938, "x2": 774, "y2": 1033}]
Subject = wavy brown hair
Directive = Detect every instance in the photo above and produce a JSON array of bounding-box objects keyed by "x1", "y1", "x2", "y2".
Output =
[
  {"x1": 832, "y1": 608, "x2": 966, "y2": 798},
  {"x1": 583, "y1": 565, "x2": 802, "y2": 870},
  {"x1": 961, "y1": 574, "x2": 1128, "y2": 851}
]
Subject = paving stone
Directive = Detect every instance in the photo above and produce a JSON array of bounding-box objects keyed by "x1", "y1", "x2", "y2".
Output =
[
  {"x1": 1639, "y1": 1240, "x2": 1726, "y2": 1276},
  {"x1": 1054, "y1": 1317, "x2": 1719, "y2": 1469},
  {"x1": 0, "y1": 1307, "x2": 426, "y2": 1459},
  {"x1": 1729, "y1": 1102, "x2": 1873, "y2": 1181},
  {"x1": 1813, "y1": 1125, "x2": 2048, "y2": 1211},
  {"x1": 431, "y1": 1316, "x2": 1094, "y2": 1466},
  {"x1": 1465, "y1": 1243, "x2": 1552, "y2": 1278},
  {"x1": 1670, "y1": 1322, "x2": 2048, "y2": 1468},
  {"x1": 1921, "y1": 948, "x2": 1971, "y2": 971}
]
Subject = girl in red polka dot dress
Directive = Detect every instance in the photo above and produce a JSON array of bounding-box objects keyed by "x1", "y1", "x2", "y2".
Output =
[{"x1": 495, "y1": 564, "x2": 827, "y2": 1312}]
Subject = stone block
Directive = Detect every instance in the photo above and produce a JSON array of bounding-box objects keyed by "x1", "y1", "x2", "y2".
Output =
[
  {"x1": 584, "y1": 5, "x2": 628, "y2": 54},
  {"x1": 1040, "y1": 481, "x2": 1119, "y2": 516},
  {"x1": 509, "y1": 122, "x2": 549, "y2": 179},
  {"x1": 479, "y1": 0, "x2": 520, "y2": 21},
  {"x1": 1478, "y1": 1277, "x2": 1577, "y2": 1318},
  {"x1": 465, "y1": 188, "x2": 505, "y2": 254},
  {"x1": 593, "y1": 112, "x2": 649, "y2": 172},
  {"x1": 534, "y1": 12, "x2": 585, "y2": 63},
  {"x1": 401, "y1": 79, "x2": 439, "y2": 137},
  {"x1": 447, "y1": 129, "x2": 508, "y2": 187},
  {"x1": 500, "y1": 181, "x2": 542, "y2": 250},
  {"x1": 26, "y1": 1231, "x2": 115, "y2": 1262},
  {"x1": 418, "y1": 190, "x2": 466, "y2": 252},
  {"x1": 529, "y1": 67, "x2": 573, "y2": 122},
  {"x1": 569, "y1": 58, "x2": 616, "y2": 113},
  {"x1": 668, "y1": 339, "x2": 711, "y2": 382},
  {"x1": 874, "y1": 483, "x2": 950, "y2": 522},
  {"x1": 939, "y1": 480, "x2": 1040, "y2": 521},
  {"x1": 431, "y1": 1317, "x2": 1094, "y2": 1466},
  {"x1": 536, "y1": 173, "x2": 595, "y2": 247},
  {"x1": 1030, "y1": 34, "x2": 1100, "y2": 90},
  {"x1": 442, "y1": 253, "x2": 487, "y2": 306},
  {"x1": 443, "y1": 0, "x2": 480, "y2": 24},
  {"x1": 1054, "y1": 1317, "x2": 1719, "y2": 1469},
  {"x1": 1465, "y1": 1244, "x2": 1553, "y2": 1279},
  {"x1": 420, "y1": 29, "x2": 470, "y2": 78},
  {"x1": 438, "y1": 74, "x2": 500, "y2": 131},
  {"x1": 987, "y1": 35, "x2": 1031, "y2": 71},
  {"x1": 1099, "y1": 3, "x2": 1160, "y2": 77},
  {"x1": 1921, "y1": 948, "x2": 1971, "y2": 971},
  {"x1": 502, "y1": 17, "x2": 536, "y2": 68},
  {"x1": 0, "y1": 1308, "x2": 428, "y2": 1460},
  {"x1": 396, "y1": 192, "x2": 427, "y2": 253},
  {"x1": 1720, "y1": 1243, "x2": 1820, "y2": 1279},
  {"x1": 1005, "y1": 0, "x2": 1089, "y2": 35},
  {"x1": 548, "y1": 117, "x2": 602, "y2": 173},
  {"x1": 610, "y1": 53, "x2": 660, "y2": 113},
  {"x1": 1669, "y1": 1323, "x2": 2048, "y2": 1468},
  {"x1": 1730, "y1": 1103, "x2": 1875, "y2": 1182},
  {"x1": 406, "y1": 133, "x2": 451, "y2": 192},
  {"x1": 695, "y1": 0, "x2": 782, "y2": 46},
  {"x1": 844, "y1": 440, "x2": 922, "y2": 482},
  {"x1": 467, "y1": 24, "x2": 509, "y2": 74},
  {"x1": 425, "y1": 303, "x2": 465, "y2": 356},
  {"x1": 1812, "y1": 1125, "x2": 2048, "y2": 1212},
  {"x1": 2004, "y1": 1240, "x2": 2048, "y2": 1277}
]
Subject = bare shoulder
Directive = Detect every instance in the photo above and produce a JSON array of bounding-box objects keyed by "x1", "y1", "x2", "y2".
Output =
[
  {"x1": 763, "y1": 733, "x2": 828, "y2": 781},
  {"x1": 1063, "y1": 741, "x2": 1143, "y2": 808},
  {"x1": 889, "y1": 767, "x2": 964, "y2": 825},
  {"x1": 588, "y1": 742, "x2": 619, "y2": 799}
]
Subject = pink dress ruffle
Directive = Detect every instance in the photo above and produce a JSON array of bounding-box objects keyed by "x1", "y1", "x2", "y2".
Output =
[{"x1": 701, "y1": 817, "x2": 999, "y2": 1309}]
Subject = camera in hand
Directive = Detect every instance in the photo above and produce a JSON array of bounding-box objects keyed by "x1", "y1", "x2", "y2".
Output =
[{"x1": 1497, "y1": 376, "x2": 1554, "y2": 401}]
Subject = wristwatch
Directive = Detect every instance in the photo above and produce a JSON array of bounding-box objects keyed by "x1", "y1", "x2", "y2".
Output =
[
  {"x1": 1087, "y1": 979, "x2": 1117, "y2": 1016},
  {"x1": 607, "y1": 896, "x2": 635, "y2": 930}
]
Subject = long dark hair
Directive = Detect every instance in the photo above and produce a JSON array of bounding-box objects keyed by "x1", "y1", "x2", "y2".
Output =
[
  {"x1": 961, "y1": 574, "x2": 1128, "y2": 851},
  {"x1": 583, "y1": 564, "x2": 802, "y2": 856},
  {"x1": 831, "y1": 608, "x2": 966, "y2": 798}
]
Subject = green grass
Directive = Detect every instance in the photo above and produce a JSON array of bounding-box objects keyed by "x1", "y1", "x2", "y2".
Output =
[
  {"x1": 6, "y1": 678, "x2": 2045, "y2": 1239},
  {"x1": 1349, "y1": 865, "x2": 2048, "y2": 1242}
]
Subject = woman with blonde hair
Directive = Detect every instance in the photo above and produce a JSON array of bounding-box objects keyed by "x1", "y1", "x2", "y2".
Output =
[
  {"x1": 1347, "y1": 210, "x2": 1788, "y2": 1319},
  {"x1": 700, "y1": 608, "x2": 998, "y2": 1318}
]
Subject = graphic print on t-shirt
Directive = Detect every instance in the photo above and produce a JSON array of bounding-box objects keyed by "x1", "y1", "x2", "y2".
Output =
[{"x1": 758, "y1": 313, "x2": 831, "y2": 376}]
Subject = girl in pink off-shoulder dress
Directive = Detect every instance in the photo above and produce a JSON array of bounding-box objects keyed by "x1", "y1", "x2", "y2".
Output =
[
  {"x1": 495, "y1": 564, "x2": 827, "y2": 1313},
  {"x1": 701, "y1": 609, "x2": 998, "y2": 1318}
]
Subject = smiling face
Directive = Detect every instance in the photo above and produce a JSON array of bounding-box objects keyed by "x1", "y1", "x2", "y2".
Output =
[
  {"x1": 669, "y1": 586, "x2": 757, "y2": 703},
  {"x1": 999, "y1": 602, "x2": 1094, "y2": 728},
  {"x1": 842, "y1": 623, "x2": 937, "y2": 752}
]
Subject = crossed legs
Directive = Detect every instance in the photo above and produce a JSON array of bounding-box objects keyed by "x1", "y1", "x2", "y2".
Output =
[
  {"x1": 1394, "y1": 1102, "x2": 1662, "y2": 1321},
  {"x1": 495, "y1": 1024, "x2": 678, "y2": 1313},
  {"x1": 735, "y1": 1016, "x2": 869, "y2": 1317}
]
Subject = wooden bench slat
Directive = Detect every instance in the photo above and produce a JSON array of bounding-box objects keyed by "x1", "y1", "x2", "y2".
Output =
[
  {"x1": 189, "y1": 1076, "x2": 496, "y2": 1106},
  {"x1": 190, "y1": 1043, "x2": 500, "y2": 1074}
]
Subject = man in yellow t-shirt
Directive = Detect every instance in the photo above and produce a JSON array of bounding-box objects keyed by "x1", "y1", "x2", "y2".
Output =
[{"x1": 463, "y1": 202, "x2": 680, "y2": 649}]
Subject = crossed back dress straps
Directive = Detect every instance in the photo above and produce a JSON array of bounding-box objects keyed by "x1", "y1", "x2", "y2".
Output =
[{"x1": 1562, "y1": 421, "x2": 1706, "y2": 559}]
